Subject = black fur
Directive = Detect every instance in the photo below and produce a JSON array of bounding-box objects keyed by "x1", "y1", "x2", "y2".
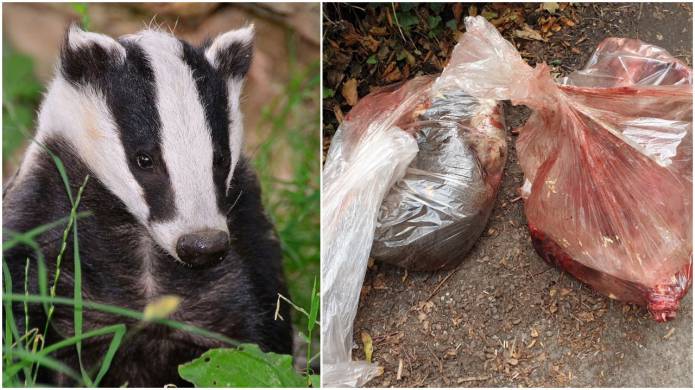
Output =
[
  {"x1": 60, "y1": 29, "x2": 118, "y2": 86},
  {"x1": 3, "y1": 30, "x2": 292, "y2": 387},
  {"x1": 3, "y1": 139, "x2": 292, "y2": 386},
  {"x1": 212, "y1": 41, "x2": 253, "y2": 80}
]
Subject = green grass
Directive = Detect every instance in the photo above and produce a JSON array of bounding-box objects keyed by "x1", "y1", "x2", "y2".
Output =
[
  {"x1": 2, "y1": 22, "x2": 320, "y2": 387},
  {"x1": 252, "y1": 33, "x2": 320, "y2": 336}
]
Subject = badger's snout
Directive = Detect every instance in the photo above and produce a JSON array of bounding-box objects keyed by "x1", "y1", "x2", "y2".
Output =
[{"x1": 176, "y1": 230, "x2": 230, "y2": 267}]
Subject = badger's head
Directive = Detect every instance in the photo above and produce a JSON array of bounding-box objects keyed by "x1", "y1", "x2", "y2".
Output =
[{"x1": 35, "y1": 25, "x2": 255, "y2": 266}]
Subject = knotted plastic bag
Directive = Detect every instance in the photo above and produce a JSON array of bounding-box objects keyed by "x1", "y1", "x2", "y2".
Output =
[
  {"x1": 371, "y1": 90, "x2": 506, "y2": 270},
  {"x1": 448, "y1": 16, "x2": 692, "y2": 321},
  {"x1": 322, "y1": 36, "x2": 508, "y2": 385}
]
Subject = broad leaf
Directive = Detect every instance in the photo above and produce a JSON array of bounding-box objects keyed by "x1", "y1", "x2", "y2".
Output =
[{"x1": 178, "y1": 344, "x2": 307, "y2": 388}]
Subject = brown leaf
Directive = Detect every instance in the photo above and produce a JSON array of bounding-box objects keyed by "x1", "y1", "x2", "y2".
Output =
[
  {"x1": 341, "y1": 79, "x2": 359, "y2": 106},
  {"x1": 514, "y1": 25, "x2": 547, "y2": 42},
  {"x1": 362, "y1": 35, "x2": 380, "y2": 53},
  {"x1": 467, "y1": 4, "x2": 477, "y2": 18},
  {"x1": 402, "y1": 63, "x2": 411, "y2": 79},
  {"x1": 542, "y1": 2, "x2": 560, "y2": 14},
  {"x1": 577, "y1": 311, "x2": 595, "y2": 322},
  {"x1": 562, "y1": 17, "x2": 576, "y2": 27},
  {"x1": 549, "y1": 302, "x2": 558, "y2": 313},
  {"x1": 369, "y1": 26, "x2": 388, "y2": 36},
  {"x1": 384, "y1": 64, "x2": 403, "y2": 83},
  {"x1": 453, "y1": 3, "x2": 464, "y2": 21}
]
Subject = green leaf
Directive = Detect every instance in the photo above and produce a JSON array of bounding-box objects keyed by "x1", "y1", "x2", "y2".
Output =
[
  {"x1": 322, "y1": 87, "x2": 334, "y2": 99},
  {"x1": 427, "y1": 15, "x2": 442, "y2": 29},
  {"x1": 366, "y1": 55, "x2": 377, "y2": 65},
  {"x1": 397, "y1": 12, "x2": 419, "y2": 30},
  {"x1": 446, "y1": 19, "x2": 458, "y2": 32},
  {"x1": 399, "y1": 3, "x2": 417, "y2": 12},
  {"x1": 309, "y1": 374, "x2": 320, "y2": 387},
  {"x1": 429, "y1": 3, "x2": 444, "y2": 13},
  {"x1": 178, "y1": 344, "x2": 307, "y2": 387},
  {"x1": 482, "y1": 10, "x2": 498, "y2": 20}
]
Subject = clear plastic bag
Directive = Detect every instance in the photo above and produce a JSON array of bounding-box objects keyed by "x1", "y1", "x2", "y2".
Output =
[
  {"x1": 321, "y1": 78, "x2": 423, "y2": 387},
  {"x1": 322, "y1": 42, "x2": 508, "y2": 384},
  {"x1": 371, "y1": 91, "x2": 507, "y2": 270},
  {"x1": 450, "y1": 16, "x2": 692, "y2": 321}
]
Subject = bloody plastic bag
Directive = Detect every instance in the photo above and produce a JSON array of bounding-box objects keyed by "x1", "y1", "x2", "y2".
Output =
[
  {"x1": 446, "y1": 16, "x2": 692, "y2": 321},
  {"x1": 371, "y1": 90, "x2": 507, "y2": 270}
]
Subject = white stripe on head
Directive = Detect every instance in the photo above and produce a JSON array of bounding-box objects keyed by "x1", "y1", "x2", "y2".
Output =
[
  {"x1": 35, "y1": 78, "x2": 150, "y2": 222},
  {"x1": 205, "y1": 25, "x2": 254, "y2": 194},
  {"x1": 225, "y1": 78, "x2": 245, "y2": 194},
  {"x1": 125, "y1": 30, "x2": 228, "y2": 258}
]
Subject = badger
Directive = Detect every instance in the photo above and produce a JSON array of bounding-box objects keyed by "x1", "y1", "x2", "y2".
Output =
[{"x1": 2, "y1": 24, "x2": 292, "y2": 386}]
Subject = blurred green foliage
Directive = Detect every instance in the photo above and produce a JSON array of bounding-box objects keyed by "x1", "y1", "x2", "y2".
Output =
[
  {"x1": 2, "y1": 43, "x2": 42, "y2": 170},
  {"x1": 253, "y1": 33, "x2": 320, "y2": 335}
]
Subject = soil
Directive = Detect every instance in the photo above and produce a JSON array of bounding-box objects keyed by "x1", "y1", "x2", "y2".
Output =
[{"x1": 323, "y1": 2, "x2": 693, "y2": 387}]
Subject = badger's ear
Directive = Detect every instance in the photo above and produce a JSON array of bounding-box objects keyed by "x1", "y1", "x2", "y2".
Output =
[
  {"x1": 204, "y1": 25, "x2": 254, "y2": 80},
  {"x1": 60, "y1": 24, "x2": 126, "y2": 84}
]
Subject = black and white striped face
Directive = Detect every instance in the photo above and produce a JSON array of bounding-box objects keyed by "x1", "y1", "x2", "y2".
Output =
[{"x1": 32, "y1": 25, "x2": 255, "y2": 265}]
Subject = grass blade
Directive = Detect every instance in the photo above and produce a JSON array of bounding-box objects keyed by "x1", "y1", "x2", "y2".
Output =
[
  {"x1": 3, "y1": 347, "x2": 82, "y2": 383},
  {"x1": 3, "y1": 293, "x2": 238, "y2": 346},
  {"x1": 93, "y1": 324, "x2": 126, "y2": 386}
]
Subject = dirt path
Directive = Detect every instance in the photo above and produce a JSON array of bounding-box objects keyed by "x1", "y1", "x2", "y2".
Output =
[{"x1": 344, "y1": 3, "x2": 693, "y2": 387}]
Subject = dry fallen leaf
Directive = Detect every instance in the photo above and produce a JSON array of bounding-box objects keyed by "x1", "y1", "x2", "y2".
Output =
[
  {"x1": 384, "y1": 66, "x2": 403, "y2": 82},
  {"x1": 333, "y1": 104, "x2": 344, "y2": 124},
  {"x1": 514, "y1": 25, "x2": 547, "y2": 42},
  {"x1": 542, "y1": 2, "x2": 560, "y2": 14},
  {"x1": 453, "y1": 3, "x2": 464, "y2": 22},
  {"x1": 361, "y1": 35, "x2": 380, "y2": 52},
  {"x1": 341, "y1": 78, "x2": 358, "y2": 106},
  {"x1": 361, "y1": 330, "x2": 374, "y2": 363}
]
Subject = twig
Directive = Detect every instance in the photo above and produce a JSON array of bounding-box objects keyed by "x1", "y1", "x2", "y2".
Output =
[
  {"x1": 458, "y1": 375, "x2": 491, "y2": 382},
  {"x1": 426, "y1": 268, "x2": 460, "y2": 302},
  {"x1": 425, "y1": 344, "x2": 443, "y2": 373}
]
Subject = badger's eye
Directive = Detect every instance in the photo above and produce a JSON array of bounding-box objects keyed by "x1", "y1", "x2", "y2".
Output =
[{"x1": 136, "y1": 153, "x2": 154, "y2": 170}]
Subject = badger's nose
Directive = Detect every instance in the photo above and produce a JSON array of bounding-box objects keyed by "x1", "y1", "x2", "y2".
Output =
[{"x1": 176, "y1": 230, "x2": 230, "y2": 267}]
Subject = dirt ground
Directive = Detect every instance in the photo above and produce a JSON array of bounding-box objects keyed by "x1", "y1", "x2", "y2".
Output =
[{"x1": 324, "y1": 3, "x2": 693, "y2": 387}]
